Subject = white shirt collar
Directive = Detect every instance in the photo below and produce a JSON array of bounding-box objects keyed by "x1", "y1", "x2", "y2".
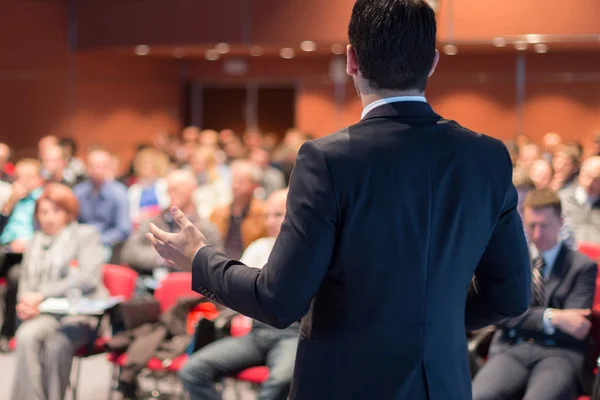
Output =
[{"x1": 361, "y1": 96, "x2": 427, "y2": 120}]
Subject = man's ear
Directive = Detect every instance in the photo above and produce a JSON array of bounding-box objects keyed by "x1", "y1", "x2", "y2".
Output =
[
  {"x1": 346, "y1": 45, "x2": 359, "y2": 76},
  {"x1": 428, "y1": 49, "x2": 440, "y2": 78}
]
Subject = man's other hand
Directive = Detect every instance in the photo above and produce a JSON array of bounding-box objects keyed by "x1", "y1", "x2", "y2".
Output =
[
  {"x1": 552, "y1": 309, "x2": 592, "y2": 340},
  {"x1": 147, "y1": 207, "x2": 207, "y2": 272}
]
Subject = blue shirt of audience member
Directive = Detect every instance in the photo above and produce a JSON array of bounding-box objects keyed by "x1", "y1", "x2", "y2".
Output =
[
  {"x1": 0, "y1": 187, "x2": 43, "y2": 245},
  {"x1": 74, "y1": 180, "x2": 131, "y2": 246}
]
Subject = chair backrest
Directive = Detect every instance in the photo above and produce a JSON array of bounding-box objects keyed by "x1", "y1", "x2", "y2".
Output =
[
  {"x1": 589, "y1": 312, "x2": 600, "y2": 366},
  {"x1": 154, "y1": 272, "x2": 201, "y2": 312},
  {"x1": 579, "y1": 242, "x2": 600, "y2": 263},
  {"x1": 595, "y1": 278, "x2": 600, "y2": 312},
  {"x1": 102, "y1": 264, "x2": 138, "y2": 300}
]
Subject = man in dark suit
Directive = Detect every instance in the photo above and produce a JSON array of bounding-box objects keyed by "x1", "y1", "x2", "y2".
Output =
[
  {"x1": 472, "y1": 189, "x2": 597, "y2": 400},
  {"x1": 147, "y1": 0, "x2": 531, "y2": 399}
]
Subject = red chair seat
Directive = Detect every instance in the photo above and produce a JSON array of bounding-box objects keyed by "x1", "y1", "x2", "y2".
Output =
[
  {"x1": 75, "y1": 337, "x2": 109, "y2": 357},
  {"x1": 235, "y1": 366, "x2": 269, "y2": 384}
]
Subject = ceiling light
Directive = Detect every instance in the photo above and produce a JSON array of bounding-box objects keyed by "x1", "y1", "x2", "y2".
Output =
[
  {"x1": 514, "y1": 41, "x2": 528, "y2": 51},
  {"x1": 331, "y1": 44, "x2": 345, "y2": 55},
  {"x1": 526, "y1": 34, "x2": 542, "y2": 44},
  {"x1": 215, "y1": 43, "x2": 230, "y2": 54},
  {"x1": 442, "y1": 44, "x2": 458, "y2": 56},
  {"x1": 204, "y1": 49, "x2": 220, "y2": 61},
  {"x1": 300, "y1": 41, "x2": 317, "y2": 52},
  {"x1": 492, "y1": 37, "x2": 506, "y2": 48},
  {"x1": 280, "y1": 48, "x2": 295, "y2": 59},
  {"x1": 534, "y1": 43, "x2": 549, "y2": 54},
  {"x1": 173, "y1": 48, "x2": 186, "y2": 59},
  {"x1": 249, "y1": 46, "x2": 263, "y2": 57},
  {"x1": 134, "y1": 45, "x2": 150, "y2": 56}
]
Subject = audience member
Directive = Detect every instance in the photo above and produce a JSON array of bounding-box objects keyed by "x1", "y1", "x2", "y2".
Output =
[
  {"x1": 504, "y1": 141, "x2": 519, "y2": 167},
  {"x1": 249, "y1": 147, "x2": 286, "y2": 198},
  {"x1": 594, "y1": 135, "x2": 600, "y2": 157},
  {"x1": 210, "y1": 160, "x2": 267, "y2": 259},
  {"x1": 198, "y1": 130, "x2": 220, "y2": 147},
  {"x1": 551, "y1": 144, "x2": 580, "y2": 192},
  {"x1": 10, "y1": 183, "x2": 107, "y2": 400},
  {"x1": 127, "y1": 148, "x2": 170, "y2": 224},
  {"x1": 472, "y1": 189, "x2": 597, "y2": 400},
  {"x1": 73, "y1": 149, "x2": 130, "y2": 260},
  {"x1": 515, "y1": 133, "x2": 531, "y2": 151},
  {"x1": 38, "y1": 135, "x2": 58, "y2": 159},
  {"x1": 41, "y1": 145, "x2": 79, "y2": 187},
  {"x1": 517, "y1": 143, "x2": 541, "y2": 173},
  {"x1": 512, "y1": 168, "x2": 535, "y2": 220},
  {"x1": 0, "y1": 159, "x2": 44, "y2": 347},
  {"x1": 179, "y1": 189, "x2": 298, "y2": 400},
  {"x1": 0, "y1": 143, "x2": 13, "y2": 182},
  {"x1": 189, "y1": 145, "x2": 232, "y2": 219},
  {"x1": 560, "y1": 156, "x2": 600, "y2": 245},
  {"x1": 541, "y1": 132, "x2": 562, "y2": 162},
  {"x1": 58, "y1": 137, "x2": 87, "y2": 183},
  {"x1": 530, "y1": 158, "x2": 553, "y2": 190},
  {"x1": 121, "y1": 169, "x2": 222, "y2": 277},
  {"x1": 243, "y1": 129, "x2": 264, "y2": 151}
]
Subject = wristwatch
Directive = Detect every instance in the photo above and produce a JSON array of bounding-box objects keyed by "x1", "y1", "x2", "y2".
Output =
[{"x1": 543, "y1": 308, "x2": 557, "y2": 335}]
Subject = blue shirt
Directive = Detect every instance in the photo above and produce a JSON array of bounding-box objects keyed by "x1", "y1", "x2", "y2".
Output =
[
  {"x1": 0, "y1": 187, "x2": 43, "y2": 245},
  {"x1": 74, "y1": 180, "x2": 131, "y2": 246}
]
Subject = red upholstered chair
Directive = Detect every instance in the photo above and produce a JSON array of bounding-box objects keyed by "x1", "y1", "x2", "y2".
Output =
[
  {"x1": 579, "y1": 242, "x2": 600, "y2": 263},
  {"x1": 69, "y1": 264, "x2": 138, "y2": 399},
  {"x1": 229, "y1": 314, "x2": 270, "y2": 397},
  {"x1": 108, "y1": 272, "x2": 202, "y2": 398}
]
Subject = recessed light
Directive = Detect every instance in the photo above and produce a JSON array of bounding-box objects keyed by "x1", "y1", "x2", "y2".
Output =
[
  {"x1": 331, "y1": 44, "x2": 345, "y2": 55},
  {"x1": 205, "y1": 49, "x2": 220, "y2": 61},
  {"x1": 442, "y1": 44, "x2": 458, "y2": 55},
  {"x1": 215, "y1": 43, "x2": 230, "y2": 54},
  {"x1": 514, "y1": 41, "x2": 528, "y2": 51},
  {"x1": 526, "y1": 34, "x2": 542, "y2": 44},
  {"x1": 249, "y1": 46, "x2": 263, "y2": 57},
  {"x1": 173, "y1": 48, "x2": 186, "y2": 59},
  {"x1": 300, "y1": 41, "x2": 317, "y2": 52},
  {"x1": 134, "y1": 45, "x2": 150, "y2": 56},
  {"x1": 280, "y1": 48, "x2": 295, "y2": 59},
  {"x1": 534, "y1": 43, "x2": 549, "y2": 54},
  {"x1": 492, "y1": 37, "x2": 506, "y2": 48}
]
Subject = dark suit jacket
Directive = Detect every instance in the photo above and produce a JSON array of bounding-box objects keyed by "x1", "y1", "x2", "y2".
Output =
[
  {"x1": 490, "y1": 243, "x2": 598, "y2": 391},
  {"x1": 191, "y1": 101, "x2": 531, "y2": 399}
]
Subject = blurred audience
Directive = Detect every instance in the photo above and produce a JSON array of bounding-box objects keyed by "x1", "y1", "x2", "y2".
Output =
[
  {"x1": 58, "y1": 137, "x2": 87, "y2": 184},
  {"x1": 0, "y1": 143, "x2": 13, "y2": 182},
  {"x1": 74, "y1": 149, "x2": 130, "y2": 261},
  {"x1": 249, "y1": 147, "x2": 286, "y2": 198},
  {"x1": 10, "y1": 183, "x2": 107, "y2": 400},
  {"x1": 560, "y1": 156, "x2": 600, "y2": 245},
  {"x1": 210, "y1": 160, "x2": 267, "y2": 259},
  {"x1": 179, "y1": 189, "x2": 298, "y2": 400},
  {"x1": 517, "y1": 143, "x2": 541, "y2": 173},
  {"x1": 530, "y1": 158, "x2": 553, "y2": 190},
  {"x1": 541, "y1": 132, "x2": 562, "y2": 162},
  {"x1": 127, "y1": 148, "x2": 170, "y2": 225},
  {"x1": 472, "y1": 189, "x2": 597, "y2": 400},
  {"x1": 41, "y1": 145, "x2": 80, "y2": 187},
  {"x1": 551, "y1": 144, "x2": 581, "y2": 192},
  {"x1": 189, "y1": 145, "x2": 232, "y2": 219},
  {"x1": 121, "y1": 169, "x2": 222, "y2": 279}
]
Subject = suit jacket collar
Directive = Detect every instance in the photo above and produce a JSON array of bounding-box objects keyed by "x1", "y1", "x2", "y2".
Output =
[
  {"x1": 544, "y1": 242, "x2": 571, "y2": 306},
  {"x1": 361, "y1": 101, "x2": 440, "y2": 122}
]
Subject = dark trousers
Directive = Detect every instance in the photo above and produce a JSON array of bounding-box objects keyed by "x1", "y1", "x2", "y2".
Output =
[
  {"x1": 472, "y1": 342, "x2": 580, "y2": 400},
  {"x1": 0, "y1": 253, "x2": 22, "y2": 339}
]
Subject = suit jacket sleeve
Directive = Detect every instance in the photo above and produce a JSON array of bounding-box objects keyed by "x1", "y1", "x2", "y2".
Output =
[
  {"x1": 465, "y1": 147, "x2": 532, "y2": 331},
  {"x1": 192, "y1": 140, "x2": 337, "y2": 328},
  {"x1": 514, "y1": 260, "x2": 597, "y2": 333}
]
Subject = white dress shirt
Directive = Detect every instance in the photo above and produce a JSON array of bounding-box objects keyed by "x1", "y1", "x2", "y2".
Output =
[
  {"x1": 239, "y1": 237, "x2": 276, "y2": 269},
  {"x1": 361, "y1": 96, "x2": 427, "y2": 119}
]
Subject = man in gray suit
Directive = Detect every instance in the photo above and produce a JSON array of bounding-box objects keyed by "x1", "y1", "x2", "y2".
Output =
[
  {"x1": 560, "y1": 156, "x2": 600, "y2": 245},
  {"x1": 472, "y1": 189, "x2": 597, "y2": 400}
]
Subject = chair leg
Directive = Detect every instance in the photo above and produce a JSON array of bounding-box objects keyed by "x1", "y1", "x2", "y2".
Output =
[
  {"x1": 71, "y1": 357, "x2": 81, "y2": 400},
  {"x1": 108, "y1": 364, "x2": 119, "y2": 400}
]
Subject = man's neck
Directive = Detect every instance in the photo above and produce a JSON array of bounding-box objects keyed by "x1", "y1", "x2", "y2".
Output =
[{"x1": 360, "y1": 88, "x2": 425, "y2": 109}]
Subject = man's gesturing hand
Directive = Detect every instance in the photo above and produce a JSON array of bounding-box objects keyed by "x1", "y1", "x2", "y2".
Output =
[{"x1": 147, "y1": 207, "x2": 207, "y2": 272}]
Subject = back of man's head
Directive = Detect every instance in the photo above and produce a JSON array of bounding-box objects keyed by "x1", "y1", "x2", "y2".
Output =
[{"x1": 348, "y1": 0, "x2": 437, "y2": 92}]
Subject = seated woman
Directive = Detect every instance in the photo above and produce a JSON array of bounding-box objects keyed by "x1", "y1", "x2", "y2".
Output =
[{"x1": 10, "y1": 183, "x2": 107, "y2": 400}]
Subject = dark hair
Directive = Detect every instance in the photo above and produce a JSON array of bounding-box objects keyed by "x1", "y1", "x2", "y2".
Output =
[
  {"x1": 523, "y1": 188, "x2": 562, "y2": 217},
  {"x1": 58, "y1": 137, "x2": 77, "y2": 156},
  {"x1": 348, "y1": 0, "x2": 437, "y2": 92},
  {"x1": 566, "y1": 141, "x2": 584, "y2": 160}
]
